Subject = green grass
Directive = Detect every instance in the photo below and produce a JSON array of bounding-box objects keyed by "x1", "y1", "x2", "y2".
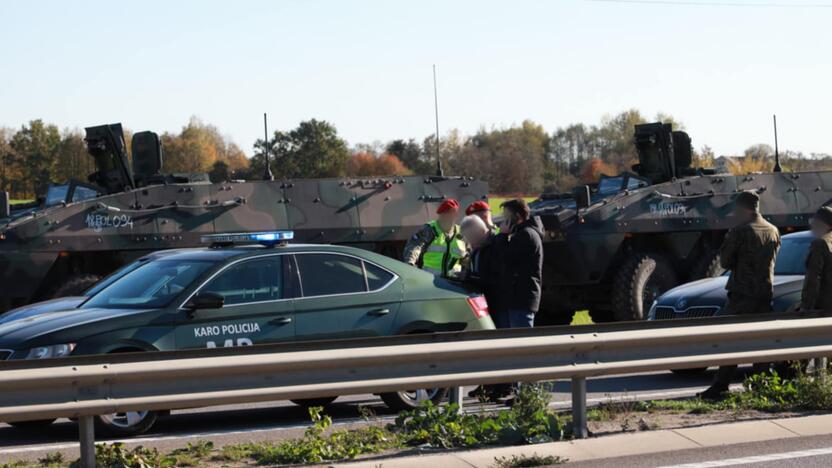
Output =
[
  {"x1": 488, "y1": 195, "x2": 538, "y2": 208},
  {"x1": 9, "y1": 199, "x2": 32, "y2": 204}
]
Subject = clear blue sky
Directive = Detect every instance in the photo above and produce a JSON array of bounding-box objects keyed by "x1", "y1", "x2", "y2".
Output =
[{"x1": 1, "y1": 0, "x2": 830, "y2": 156}]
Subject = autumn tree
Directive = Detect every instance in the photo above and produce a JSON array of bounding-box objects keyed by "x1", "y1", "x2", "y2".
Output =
[
  {"x1": 347, "y1": 152, "x2": 412, "y2": 176},
  {"x1": 386, "y1": 139, "x2": 431, "y2": 174},
  {"x1": 9, "y1": 120, "x2": 61, "y2": 198},
  {"x1": 253, "y1": 119, "x2": 349, "y2": 179}
]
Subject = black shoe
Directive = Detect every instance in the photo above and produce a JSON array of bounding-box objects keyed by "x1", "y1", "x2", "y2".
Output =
[{"x1": 698, "y1": 384, "x2": 729, "y2": 401}]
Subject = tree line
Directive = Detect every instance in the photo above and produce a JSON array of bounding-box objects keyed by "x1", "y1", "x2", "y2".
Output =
[{"x1": 2, "y1": 110, "x2": 831, "y2": 201}]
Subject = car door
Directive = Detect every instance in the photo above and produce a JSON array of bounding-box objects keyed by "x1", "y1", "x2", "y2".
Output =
[
  {"x1": 292, "y1": 252, "x2": 401, "y2": 341},
  {"x1": 174, "y1": 255, "x2": 295, "y2": 349}
]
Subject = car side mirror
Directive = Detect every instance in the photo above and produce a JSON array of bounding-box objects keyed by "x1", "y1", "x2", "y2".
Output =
[{"x1": 185, "y1": 292, "x2": 224, "y2": 311}]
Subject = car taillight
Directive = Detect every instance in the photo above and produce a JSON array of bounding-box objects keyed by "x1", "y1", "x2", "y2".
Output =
[{"x1": 467, "y1": 296, "x2": 490, "y2": 319}]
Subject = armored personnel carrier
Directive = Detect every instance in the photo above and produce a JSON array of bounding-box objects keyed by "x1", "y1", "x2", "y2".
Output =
[
  {"x1": 0, "y1": 123, "x2": 487, "y2": 312},
  {"x1": 533, "y1": 122, "x2": 830, "y2": 324}
]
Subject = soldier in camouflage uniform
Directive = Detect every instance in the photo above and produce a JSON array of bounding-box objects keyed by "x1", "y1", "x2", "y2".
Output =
[
  {"x1": 700, "y1": 191, "x2": 781, "y2": 401},
  {"x1": 403, "y1": 199, "x2": 468, "y2": 279},
  {"x1": 801, "y1": 206, "x2": 832, "y2": 311}
]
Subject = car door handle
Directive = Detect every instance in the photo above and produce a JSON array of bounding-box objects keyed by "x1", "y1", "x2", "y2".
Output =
[
  {"x1": 367, "y1": 308, "x2": 390, "y2": 317},
  {"x1": 269, "y1": 317, "x2": 293, "y2": 325}
]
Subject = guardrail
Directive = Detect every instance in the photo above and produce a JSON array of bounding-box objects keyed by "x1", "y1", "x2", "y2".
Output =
[{"x1": 2, "y1": 313, "x2": 832, "y2": 468}]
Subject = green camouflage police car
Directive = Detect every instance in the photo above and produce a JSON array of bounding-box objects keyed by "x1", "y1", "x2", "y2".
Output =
[{"x1": 0, "y1": 231, "x2": 495, "y2": 435}]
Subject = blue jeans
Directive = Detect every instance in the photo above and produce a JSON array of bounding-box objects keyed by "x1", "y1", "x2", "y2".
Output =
[{"x1": 508, "y1": 309, "x2": 535, "y2": 328}]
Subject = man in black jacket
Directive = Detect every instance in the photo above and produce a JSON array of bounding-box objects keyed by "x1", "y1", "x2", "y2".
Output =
[
  {"x1": 460, "y1": 214, "x2": 508, "y2": 327},
  {"x1": 500, "y1": 199, "x2": 544, "y2": 328}
]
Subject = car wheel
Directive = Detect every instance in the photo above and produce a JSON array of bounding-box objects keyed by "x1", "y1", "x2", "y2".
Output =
[
  {"x1": 52, "y1": 274, "x2": 102, "y2": 298},
  {"x1": 290, "y1": 397, "x2": 338, "y2": 408},
  {"x1": 95, "y1": 411, "x2": 158, "y2": 437},
  {"x1": 8, "y1": 419, "x2": 56, "y2": 430},
  {"x1": 380, "y1": 387, "x2": 449, "y2": 411},
  {"x1": 671, "y1": 368, "x2": 708, "y2": 375},
  {"x1": 613, "y1": 253, "x2": 678, "y2": 322}
]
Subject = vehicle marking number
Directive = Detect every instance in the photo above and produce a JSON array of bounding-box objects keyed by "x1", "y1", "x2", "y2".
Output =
[
  {"x1": 85, "y1": 213, "x2": 134, "y2": 232},
  {"x1": 649, "y1": 202, "x2": 687, "y2": 217}
]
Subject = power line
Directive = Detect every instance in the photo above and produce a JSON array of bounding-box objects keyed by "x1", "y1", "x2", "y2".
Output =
[{"x1": 589, "y1": 0, "x2": 832, "y2": 7}]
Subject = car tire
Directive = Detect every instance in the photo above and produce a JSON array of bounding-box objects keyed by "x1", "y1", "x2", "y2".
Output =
[
  {"x1": 671, "y1": 368, "x2": 708, "y2": 375},
  {"x1": 380, "y1": 388, "x2": 449, "y2": 412},
  {"x1": 8, "y1": 419, "x2": 56, "y2": 430},
  {"x1": 95, "y1": 411, "x2": 158, "y2": 437},
  {"x1": 613, "y1": 254, "x2": 678, "y2": 322},
  {"x1": 290, "y1": 397, "x2": 338, "y2": 408},
  {"x1": 52, "y1": 274, "x2": 102, "y2": 298}
]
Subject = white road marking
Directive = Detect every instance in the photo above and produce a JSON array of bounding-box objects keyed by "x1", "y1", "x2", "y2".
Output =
[{"x1": 659, "y1": 447, "x2": 832, "y2": 467}]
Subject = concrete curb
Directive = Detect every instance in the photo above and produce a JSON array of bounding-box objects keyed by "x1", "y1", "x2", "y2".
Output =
[{"x1": 333, "y1": 413, "x2": 832, "y2": 468}]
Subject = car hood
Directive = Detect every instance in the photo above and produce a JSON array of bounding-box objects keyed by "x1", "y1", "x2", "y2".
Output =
[
  {"x1": 0, "y1": 306, "x2": 152, "y2": 348},
  {"x1": 0, "y1": 297, "x2": 86, "y2": 325},
  {"x1": 655, "y1": 275, "x2": 804, "y2": 309}
]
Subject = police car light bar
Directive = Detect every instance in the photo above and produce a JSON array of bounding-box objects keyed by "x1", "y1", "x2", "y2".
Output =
[{"x1": 201, "y1": 231, "x2": 294, "y2": 246}]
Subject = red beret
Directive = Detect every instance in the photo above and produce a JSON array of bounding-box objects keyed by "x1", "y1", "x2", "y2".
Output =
[
  {"x1": 436, "y1": 198, "x2": 460, "y2": 214},
  {"x1": 465, "y1": 201, "x2": 491, "y2": 216}
]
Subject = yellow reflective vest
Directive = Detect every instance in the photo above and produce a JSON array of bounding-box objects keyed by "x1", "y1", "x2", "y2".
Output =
[{"x1": 422, "y1": 221, "x2": 466, "y2": 278}]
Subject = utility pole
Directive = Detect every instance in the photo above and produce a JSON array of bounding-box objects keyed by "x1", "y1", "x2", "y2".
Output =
[
  {"x1": 263, "y1": 113, "x2": 274, "y2": 181},
  {"x1": 433, "y1": 65, "x2": 443, "y2": 176}
]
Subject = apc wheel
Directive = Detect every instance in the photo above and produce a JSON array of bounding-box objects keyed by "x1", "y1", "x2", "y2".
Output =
[
  {"x1": 8, "y1": 419, "x2": 56, "y2": 430},
  {"x1": 613, "y1": 254, "x2": 678, "y2": 322},
  {"x1": 291, "y1": 397, "x2": 338, "y2": 408},
  {"x1": 95, "y1": 411, "x2": 158, "y2": 437},
  {"x1": 380, "y1": 388, "x2": 449, "y2": 411},
  {"x1": 53, "y1": 274, "x2": 102, "y2": 298},
  {"x1": 690, "y1": 249, "x2": 724, "y2": 280}
]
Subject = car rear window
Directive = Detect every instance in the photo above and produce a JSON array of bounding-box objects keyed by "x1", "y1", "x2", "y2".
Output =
[{"x1": 295, "y1": 254, "x2": 366, "y2": 297}]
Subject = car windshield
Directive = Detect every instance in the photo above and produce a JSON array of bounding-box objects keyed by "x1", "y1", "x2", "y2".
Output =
[
  {"x1": 44, "y1": 184, "x2": 69, "y2": 207},
  {"x1": 774, "y1": 235, "x2": 812, "y2": 276},
  {"x1": 82, "y1": 260, "x2": 216, "y2": 309}
]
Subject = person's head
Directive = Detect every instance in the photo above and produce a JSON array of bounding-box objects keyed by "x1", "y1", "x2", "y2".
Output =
[
  {"x1": 465, "y1": 201, "x2": 493, "y2": 226},
  {"x1": 810, "y1": 206, "x2": 832, "y2": 238},
  {"x1": 733, "y1": 191, "x2": 760, "y2": 222},
  {"x1": 500, "y1": 198, "x2": 531, "y2": 231},
  {"x1": 460, "y1": 214, "x2": 489, "y2": 248},
  {"x1": 435, "y1": 198, "x2": 460, "y2": 232}
]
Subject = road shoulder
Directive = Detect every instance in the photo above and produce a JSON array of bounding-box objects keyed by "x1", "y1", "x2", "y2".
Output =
[{"x1": 335, "y1": 413, "x2": 832, "y2": 468}]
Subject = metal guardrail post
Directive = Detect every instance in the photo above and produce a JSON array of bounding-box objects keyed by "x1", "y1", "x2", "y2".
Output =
[
  {"x1": 450, "y1": 385, "x2": 464, "y2": 409},
  {"x1": 571, "y1": 376, "x2": 587, "y2": 439},
  {"x1": 78, "y1": 415, "x2": 95, "y2": 468}
]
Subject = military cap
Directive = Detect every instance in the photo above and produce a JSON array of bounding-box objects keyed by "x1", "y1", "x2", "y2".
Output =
[
  {"x1": 465, "y1": 201, "x2": 491, "y2": 216},
  {"x1": 735, "y1": 191, "x2": 760, "y2": 210},
  {"x1": 815, "y1": 206, "x2": 832, "y2": 228},
  {"x1": 436, "y1": 198, "x2": 460, "y2": 214}
]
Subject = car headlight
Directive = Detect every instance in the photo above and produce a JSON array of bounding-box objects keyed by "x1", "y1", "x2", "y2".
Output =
[
  {"x1": 25, "y1": 343, "x2": 76, "y2": 359},
  {"x1": 646, "y1": 300, "x2": 658, "y2": 320}
]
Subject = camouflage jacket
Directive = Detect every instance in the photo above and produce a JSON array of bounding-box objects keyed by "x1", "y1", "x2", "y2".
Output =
[
  {"x1": 720, "y1": 213, "x2": 781, "y2": 300},
  {"x1": 402, "y1": 224, "x2": 437, "y2": 266},
  {"x1": 801, "y1": 232, "x2": 832, "y2": 311}
]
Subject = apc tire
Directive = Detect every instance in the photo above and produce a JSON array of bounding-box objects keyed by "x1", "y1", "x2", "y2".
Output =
[
  {"x1": 8, "y1": 419, "x2": 56, "y2": 430},
  {"x1": 613, "y1": 254, "x2": 678, "y2": 322},
  {"x1": 380, "y1": 388, "x2": 449, "y2": 412},
  {"x1": 690, "y1": 250, "x2": 724, "y2": 280},
  {"x1": 53, "y1": 274, "x2": 102, "y2": 298},
  {"x1": 291, "y1": 397, "x2": 338, "y2": 408}
]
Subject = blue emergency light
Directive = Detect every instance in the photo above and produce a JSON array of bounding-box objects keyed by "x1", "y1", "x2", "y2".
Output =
[{"x1": 200, "y1": 231, "x2": 294, "y2": 247}]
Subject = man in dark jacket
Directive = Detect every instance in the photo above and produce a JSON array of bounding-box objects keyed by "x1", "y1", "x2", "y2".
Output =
[
  {"x1": 460, "y1": 214, "x2": 508, "y2": 327},
  {"x1": 700, "y1": 191, "x2": 781, "y2": 401},
  {"x1": 500, "y1": 199, "x2": 544, "y2": 328},
  {"x1": 801, "y1": 206, "x2": 832, "y2": 311}
]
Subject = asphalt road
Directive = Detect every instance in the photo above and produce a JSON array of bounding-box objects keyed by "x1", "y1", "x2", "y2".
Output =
[
  {"x1": 0, "y1": 369, "x2": 721, "y2": 463},
  {"x1": 566, "y1": 434, "x2": 832, "y2": 468}
]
